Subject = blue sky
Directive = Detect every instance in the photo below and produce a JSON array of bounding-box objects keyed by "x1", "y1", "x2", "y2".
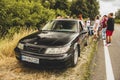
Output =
[{"x1": 99, "y1": 0, "x2": 120, "y2": 16}]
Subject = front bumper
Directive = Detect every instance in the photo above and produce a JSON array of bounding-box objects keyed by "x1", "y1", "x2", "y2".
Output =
[{"x1": 14, "y1": 48, "x2": 73, "y2": 67}]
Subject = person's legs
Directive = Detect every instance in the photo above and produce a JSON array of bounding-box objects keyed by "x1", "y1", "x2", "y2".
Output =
[
  {"x1": 105, "y1": 36, "x2": 110, "y2": 46},
  {"x1": 109, "y1": 31, "x2": 113, "y2": 43},
  {"x1": 106, "y1": 30, "x2": 108, "y2": 43},
  {"x1": 89, "y1": 27, "x2": 92, "y2": 35},
  {"x1": 109, "y1": 36, "x2": 112, "y2": 43},
  {"x1": 97, "y1": 29, "x2": 100, "y2": 38},
  {"x1": 87, "y1": 27, "x2": 90, "y2": 35},
  {"x1": 102, "y1": 28, "x2": 106, "y2": 39},
  {"x1": 106, "y1": 36, "x2": 109, "y2": 43},
  {"x1": 93, "y1": 31, "x2": 97, "y2": 41},
  {"x1": 108, "y1": 31, "x2": 113, "y2": 44},
  {"x1": 102, "y1": 29, "x2": 104, "y2": 39},
  {"x1": 102, "y1": 28, "x2": 104, "y2": 39},
  {"x1": 106, "y1": 30, "x2": 110, "y2": 44},
  {"x1": 106, "y1": 30, "x2": 113, "y2": 46},
  {"x1": 108, "y1": 36, "x2": 110, "y2": 43},
  {"x1": 104, "y1": 28, "x2": 106, "y2": 39}
]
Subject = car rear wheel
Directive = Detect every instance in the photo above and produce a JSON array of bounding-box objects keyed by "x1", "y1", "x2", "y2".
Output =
[{"x1": 71, "y1": 47, "x2": 79, "y2": 67}]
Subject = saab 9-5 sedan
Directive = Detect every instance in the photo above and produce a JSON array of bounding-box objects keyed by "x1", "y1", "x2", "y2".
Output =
[{"x1": 14, "y1": 19, "x2": 88, "y2": 67}]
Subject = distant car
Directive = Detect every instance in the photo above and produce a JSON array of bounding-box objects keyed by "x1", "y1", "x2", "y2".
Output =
[{"x1": 14, "y1": 19, "x2": 88, "y2": 67}]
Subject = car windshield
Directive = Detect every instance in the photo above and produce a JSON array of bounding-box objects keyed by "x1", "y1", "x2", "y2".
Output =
[{"x1": 42, "y1": 20, "x2": 78, "y2": 32}]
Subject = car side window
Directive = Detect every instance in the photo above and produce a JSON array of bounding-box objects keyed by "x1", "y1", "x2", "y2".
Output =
[{"x1": 79, "y1": 22, "x2": 83, "y2": 32}]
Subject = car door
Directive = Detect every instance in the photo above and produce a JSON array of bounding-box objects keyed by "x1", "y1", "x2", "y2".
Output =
[{"x1": 79, "y1": 21, "x2": 88, "y2": 50}]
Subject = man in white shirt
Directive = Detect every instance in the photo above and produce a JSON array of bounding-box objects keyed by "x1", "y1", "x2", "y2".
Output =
[{"x1": 86, "y1": 18, "x2": 91, "y2": 35}]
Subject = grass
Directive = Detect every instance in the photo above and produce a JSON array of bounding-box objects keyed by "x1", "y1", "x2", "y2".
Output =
[
  {"x1": 82, "y1": 40, "x2": 97, "y2": 80},
  {"x1": 115, "y1": 19, "x2": 120, "y2": 24},
  {"x1": 0, "y1": 29, "x2": 97, "y2": 80},
  {"x1": 0, "y1": 28, "x2": 35, "y2": 59}
]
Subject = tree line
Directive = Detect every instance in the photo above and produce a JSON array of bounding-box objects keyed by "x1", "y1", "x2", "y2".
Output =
[
  {"x1": 0, "y1": 0, "x2": 99, "y2": 37},
  {"x1": 115, "y1": 9, "x2": 120, "y2": 19}
]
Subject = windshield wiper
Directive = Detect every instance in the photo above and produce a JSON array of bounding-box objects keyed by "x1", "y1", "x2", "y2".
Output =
[
  {"x1": 52, "y1": 30, "x2": 76, "y2": 32},
  {"x1": 41, "y1": 30, "x2": 76, "y2": 33}
]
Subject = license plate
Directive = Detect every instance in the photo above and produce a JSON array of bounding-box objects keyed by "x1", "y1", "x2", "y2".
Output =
[{"x1": 21, "y1": 55, "x2": 39, "y2": 64}]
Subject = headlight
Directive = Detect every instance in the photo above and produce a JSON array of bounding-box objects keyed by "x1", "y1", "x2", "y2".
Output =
[
  {"x1": 17, "y1": 43, "x2": 24, "y2": 50},
  {"x1": 45, "y1": 46, "x2": 70, "y2": 54}
]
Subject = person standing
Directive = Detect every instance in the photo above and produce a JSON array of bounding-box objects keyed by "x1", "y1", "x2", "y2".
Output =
[
  {"x1": 78, "y1": 14, "x2": 83, "y2": 20},
  {"x1": 86, "y1": 18, "x2": 91, "y2": 35},
  {"x1": 93, "y1": 15, "x2": 100, "y2": 41},
  {"x1": 78, "y1": 14, "x2": 85, "y2": 27},
  {"x1": 106, "y1": 13, "x2": 114, "y2": 46},
  {"x1": 101, "y1": 15, "x2": 108, "y2": 40}
]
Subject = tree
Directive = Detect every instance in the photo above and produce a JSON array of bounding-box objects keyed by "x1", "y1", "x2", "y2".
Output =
[
  {"x1": 40, "y1": 0, "x2": 71, "y2": 15},
  {"x1": 40, "y1": 0, "x2": 55, "y2": 9},
  {"x1": 0, "y1": 0, "x2": 100, "y2": 37},
  {"x1": 87, "y1": 0, "x2": 99, "y2": 20},
  {"x1": 0, "y1": 0, "x2": 65, "y2": 37},
  {"x1": 115, "y1": 9, "x2": 120, "y2": 19},
  {"x1": 70, "y1": 0, "x2": 88, "y2": 18},
  {"x1": 70, "y1": 0, "x2": 99, "y2": 19}
]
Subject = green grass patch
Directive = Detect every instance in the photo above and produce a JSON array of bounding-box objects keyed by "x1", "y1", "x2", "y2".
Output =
[
  {"x1": 115, "y1": 19, "x2": 120, "y2": 24},
  {"x1": 82, "y1": 38, "x2": 98, "y2": 80}
]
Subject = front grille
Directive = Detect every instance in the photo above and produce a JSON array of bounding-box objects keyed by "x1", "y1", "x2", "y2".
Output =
[{"x1": 24, "y1": 46, "x2": 45, "y2": 54}]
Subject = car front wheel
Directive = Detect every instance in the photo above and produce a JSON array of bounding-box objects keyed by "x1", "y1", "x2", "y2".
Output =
[{"x1": 71, "y1": 47, "x2": 79, "y2": 67}]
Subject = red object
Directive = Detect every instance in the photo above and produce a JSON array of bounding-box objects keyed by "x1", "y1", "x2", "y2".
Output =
[
  {"x1": 102, "y1": 18, "x2": 107, "y2": 28},
  {"x1": 106, "y1": 30, "x2": 113, "y2": 36}
]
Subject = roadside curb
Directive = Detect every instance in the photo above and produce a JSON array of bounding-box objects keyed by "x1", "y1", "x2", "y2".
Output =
[{"x1": 82, "y1": 39, "x2": 98, "y2": 80}]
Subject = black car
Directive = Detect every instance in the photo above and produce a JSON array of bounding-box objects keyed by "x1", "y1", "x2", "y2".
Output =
[{"x1": 14, "y1": 19, "x2": 88, "y2": 67}]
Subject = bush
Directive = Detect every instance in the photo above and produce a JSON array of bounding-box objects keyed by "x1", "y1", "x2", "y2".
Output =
[
  {"x1": 115, "y1": 19, "x2": 120, "y2": 24},
  {"x1": 0, "y1": 0, "x2": 66, "y2": 37}
]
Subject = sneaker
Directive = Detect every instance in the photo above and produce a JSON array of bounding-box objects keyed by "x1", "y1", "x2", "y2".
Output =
[
  {"x1": 105, "y1": 43, "x2": 112, "y2": 47},
  {"x1": 105, "y1": 44, "x2": 108, "y2": 46},
  {"x1": 102, "y1": 38, "x2": 106, "y2": 40},
  {"x1": 108, "y1": 43, "x2": 112, "y2": 46}
]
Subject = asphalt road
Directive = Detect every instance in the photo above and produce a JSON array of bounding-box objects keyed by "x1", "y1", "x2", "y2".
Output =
[{"x1": 90, "y1": 24, "x2": 120, "y2": 80}]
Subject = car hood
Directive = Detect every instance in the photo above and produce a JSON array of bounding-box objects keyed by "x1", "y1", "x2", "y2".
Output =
[{"x1": 21, "y1": 31, "x2": 79, "y2": 46}]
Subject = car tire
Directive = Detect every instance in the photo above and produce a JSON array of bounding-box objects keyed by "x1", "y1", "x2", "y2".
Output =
[{"x1": 71, "y1": 46, "x2": 79, "y2": 67}]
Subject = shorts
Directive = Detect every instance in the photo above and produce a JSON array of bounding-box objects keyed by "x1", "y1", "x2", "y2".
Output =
[{"x1": 106, "y1": 30, "x2": 113, "y2": 36}]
